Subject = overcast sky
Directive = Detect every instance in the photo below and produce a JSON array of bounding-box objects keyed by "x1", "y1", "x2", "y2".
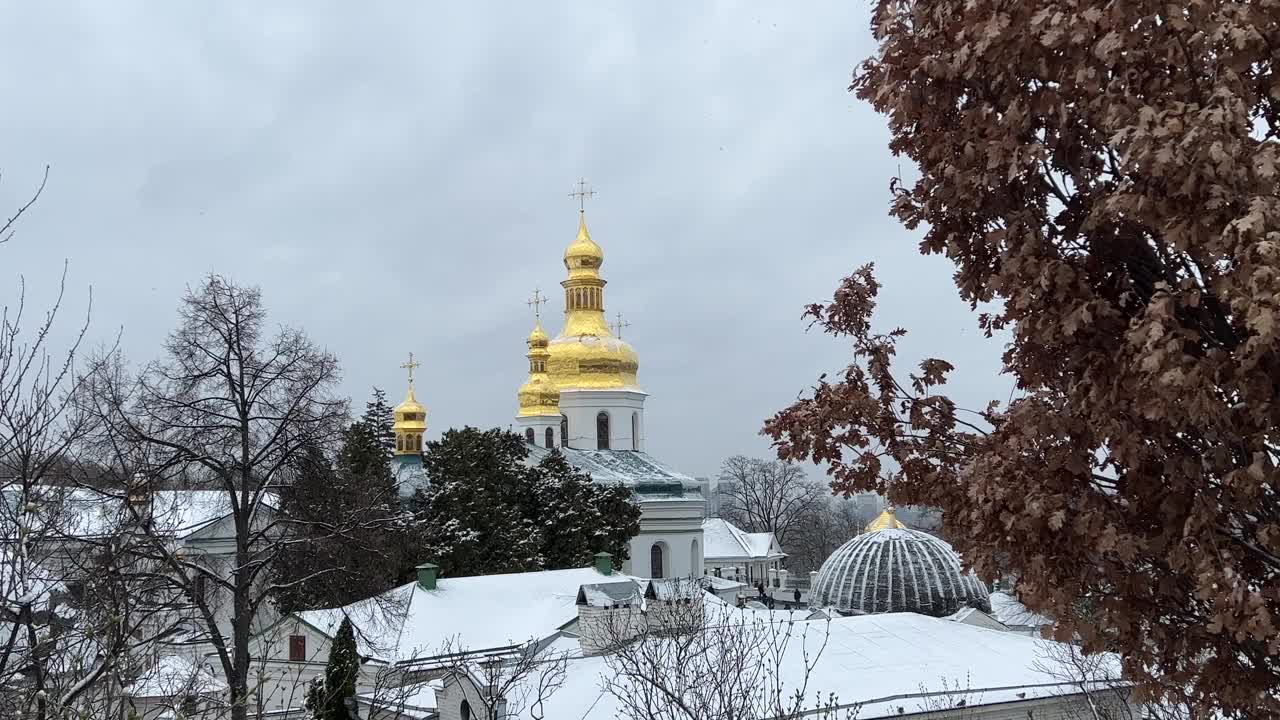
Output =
[{"x1": 1, "y1": 3, "x2": 1010, "y2": 478}]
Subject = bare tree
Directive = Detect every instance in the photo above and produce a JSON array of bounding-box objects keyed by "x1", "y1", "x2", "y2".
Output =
[
  {"x1": 1032, "y1": 642, "x2": 1163, "y2": 720},
  {"x1": 428, "y1": 638, "x2": 570, "y2": 720},
  {"x1": 717, "y1": 457, "x2": 824, "y2": 547},
  {"x1": 785, "y1": 496, "x2": 874, "y2": 574},
  {"x1": 0, "y1": 170, "x2": 186, "y2": 718},
  {"x1": 77, "y1": 275, "x2": 386, "y2": 720},
  {"x1": 597, "y1": 578, "x2": 857, "y2": 720}
]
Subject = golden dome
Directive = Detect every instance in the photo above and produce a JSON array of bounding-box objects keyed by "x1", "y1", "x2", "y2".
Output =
[
  {"x1": 865, "y1": 507, "x2": 908, "y2": 532},
  {"x1": 527, "y1": 322, "x2": 549, "y2": 347},
  {"x1": 393, "y1": 386, "x2": 427, "y2": 456},
  {"x1": 563, "y1": 211, "x2": 604, "y2": 277},
  {"x1": 546, "y1": 211, "x2": 641, "y2": 391},
  {"x1": 518, "y1": 321, "x2": 560, "y2": 416}
]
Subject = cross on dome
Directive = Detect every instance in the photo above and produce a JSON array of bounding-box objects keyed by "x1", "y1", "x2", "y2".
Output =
[
  {"x1": 610, "y1": 312, "x2": 631, "y2": 339},
  {"x1": 527, "y1": 288, "x2": 547, "y2": 320},
  {"x1": 400, "y1": 353, "x2": 421, "y2": 386},
  {"x1": 568, "y1": 177, "x2": 596, "y2": 211}
]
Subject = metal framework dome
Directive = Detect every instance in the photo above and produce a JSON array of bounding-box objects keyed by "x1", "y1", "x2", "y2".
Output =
[{"x1": 811, "y1": 511, "x2": 990, "y2": 617}]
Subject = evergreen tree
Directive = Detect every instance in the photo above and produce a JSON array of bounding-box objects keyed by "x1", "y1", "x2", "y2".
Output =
[
  {"x1": 413, "y1": 427, "x2": 641, "y2": 576},
  {"x1": 414, "y1": 427, "x2": 543, "y2": 577},
  {"x1": 536, "y1": 451, "x2": 640, "y2": 569},
  {"x1": 304, "y1": 616, "x2": 359, "y2": 720},
  {"x1": 339, "y1": 388, "x2": 395, "y2": 477},
  {"x1": 273, "y1": 389, "x2": 408, "y2": 612}
]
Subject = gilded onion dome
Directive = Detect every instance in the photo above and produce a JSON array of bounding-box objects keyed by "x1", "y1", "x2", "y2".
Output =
[
  {"x1": 393, "y1": 368, "x2": 427, "y2": 457},
  {"x1": 546, "y1": 211, "x2": 640, "y2": 390},
  {"x1": 517, "y1": 321, "x2": 561, "y2": 416},
  {"x1": 391, "y1": 353, "x2": 427, "y2": 453},
  {"x1": 811, "y1": 512, "x2": 990, "y2": 617}
]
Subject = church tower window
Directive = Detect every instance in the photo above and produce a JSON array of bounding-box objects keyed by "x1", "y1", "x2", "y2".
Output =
[
  {"x1": 631, "y1": 412, "x2": 639, "y2": 451},
  {"x1": 596, "y1": 411, "x2": 610, "y2": 450},
  {"x1": 650, "y1": 543, "x2": 665, "y2": 579},
  {"x1": 525, "y1": 428, "x2": 535, "y2": 444},
  {"x1": 560, "y1": 414, "x2": 568, "y2": 447},
  {"x1": 545, "y1": 427, "x2": 554, "y2": 448}
]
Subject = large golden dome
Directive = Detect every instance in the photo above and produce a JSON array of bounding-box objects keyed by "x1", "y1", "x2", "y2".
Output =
[{"x1": 546, "y1": 212, "x2": 640, "y2": 390}]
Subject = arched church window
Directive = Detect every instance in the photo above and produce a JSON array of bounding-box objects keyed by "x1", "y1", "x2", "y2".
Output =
[
  {"x1": 525, "y1": 428, "x2": 535, "y2": 444},
  {"x1": 545, "y1": 427, "x2": 554, "y2": 448},
  {"x1": 650, "y1": 543, "x2": 664, "y2": 579},
  {"x1": 396, "y1": 435, "x2": 404, "y2": 453},
  {"x1": 596, "y1": 411, "x2": 610, "y2": 450},
  {"x1": 631, "y1": 412, "x2": 640, "y2": 451},
  {"x1": 560, "y1": 415, "x2": 568, "y2": 447},
  {"x1": 460, "y1": 700, "x2": 471, "y2": 720}
]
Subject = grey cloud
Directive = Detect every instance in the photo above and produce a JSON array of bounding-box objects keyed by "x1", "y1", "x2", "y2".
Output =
[{"x1": 0, "y1": 2, "x2": 1010, "y2": 479}]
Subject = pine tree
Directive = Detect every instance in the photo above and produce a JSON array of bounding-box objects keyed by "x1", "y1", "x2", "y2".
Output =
[
  {"x1": 304, "y1": 616, "x2": 359, "y2": 720},
  {"x1": 536, "y1": 451, "x2": 639, "y2": 569},
  {"x1": 273, "y1": 389, "x2": 408, "y2": 612},
  {"x1": 414, "y1": 427, "x2": 543, "y2": 576},
  {"x1": 413, "y1": 427, "x2": 641, "y2": 576}
]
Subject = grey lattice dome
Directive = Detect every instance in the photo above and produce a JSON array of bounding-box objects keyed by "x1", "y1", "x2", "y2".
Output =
[{"x1": 811, "y1": 511, "x2": 990, "y2": 617}]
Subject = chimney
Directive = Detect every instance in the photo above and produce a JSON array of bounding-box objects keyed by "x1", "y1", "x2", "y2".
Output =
[
  {"x1": 593, "y1": 552, "x2": 613, "y2": 576},
  {"x1": 415, "y1": 563, "x2": 438, "y2": 591}
]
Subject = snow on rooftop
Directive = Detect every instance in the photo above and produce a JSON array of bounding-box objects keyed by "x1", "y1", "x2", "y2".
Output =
[
  {"x1": 701, "y1": 518, "x2": 784, "y2": 562},
  {"x1": 124, "y1": 654, "x2": 225, "y2": 699},
  {"x1": 523, "y1": 446, "x2": 697, "y2": 487},
  {"x1": 297, "y1": 566, "x2": 640, "y2": 664},
  {"x1": 503, "y1": 611, "x2": 1121, "y2": 720},
  {"x1": 989, "y1": 591, "x2": 1055, "y2": 629},
  {"x1": 2, "y1": 486, "x2": 276, "y2": 540}
]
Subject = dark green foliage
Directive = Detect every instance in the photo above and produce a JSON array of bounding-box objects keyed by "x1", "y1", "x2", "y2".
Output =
[
  {"x1": 273, "y1": 389, "x2": 407, "y2": 612},
  {"x1": 304, "y1": 616, "x2": 359, "y2": 720},
  {"x1": 413, "y1": 427, "x2": 641, "y2": 577},
  {"x1": 536, "y1": 451, "x2": 640, "y2": 569}
]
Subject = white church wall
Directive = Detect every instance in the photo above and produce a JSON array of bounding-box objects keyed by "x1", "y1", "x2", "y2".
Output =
[{"x1": 559, "y1": 388, "x2": 646, "y2": 451}]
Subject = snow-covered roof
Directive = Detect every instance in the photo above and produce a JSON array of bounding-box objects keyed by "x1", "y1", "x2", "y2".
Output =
[
  {"x1": 576, "y1": 582, "x2": 643, "y2": 608},
  {"x1": 523, "y1": 446, "x2": 697, "y2": 488},
  {"x1": 811, "y1": 527, "x2": 989, "y2": 617},
  {"x1": 704, "y1": 575, "x2": 747, "y2": 591},
  {"x1": 356, "y1": 679, "x2": 440, "y2": 719},
  {"x1": 502, "y1": 611, "x2": 1122, "y2": 719},
  {"x1": 989, "y1": 591, "x2": 1055, "y2": 629},
  {"x1": 295, "y1": 566, "x2": 640, "y2": 664},
  {"x1": 124, "y1": 653, "x2": 226, "y2": 699},
  {"x1": 701, "y1": 518, "x2": 785, "y2": 562},
  {"x1": 1, "y1": 487, "x2": 276, "y2": 541}
]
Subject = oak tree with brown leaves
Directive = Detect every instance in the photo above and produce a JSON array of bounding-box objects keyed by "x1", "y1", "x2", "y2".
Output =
[{"x1": 764, "y1": 2, "x2": 1279, "y2": 717}]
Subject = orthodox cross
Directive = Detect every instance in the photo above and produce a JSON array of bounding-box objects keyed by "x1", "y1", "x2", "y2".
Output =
[
  {"x1": 611, "y1": 312, "x2": 632, "y2": 339},
  {"x1": 569, "y1": 177, "x2": 596, "y2": 210},
  {"x1": 400, "y1": 353, "x2": 421, "y2": 386},
  {"x1": 527, "y1": 288, "x2": 547, "y2": 320}
]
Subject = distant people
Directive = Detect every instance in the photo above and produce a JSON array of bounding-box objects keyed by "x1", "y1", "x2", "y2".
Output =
[{"x1": 793, "y1": 587, "x2": 802, "y2": 604}]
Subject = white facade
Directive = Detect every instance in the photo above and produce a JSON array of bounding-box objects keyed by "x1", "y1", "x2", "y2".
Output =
[
  {"x1": 514, "y1": 411, "x2": 560, "y2": 450},
  {"x1": 558, "y1": 388, "x2": 647, "y2": 452},
  {"x1": 624, "y1": 495, "x2": 704, "y2": 579}
]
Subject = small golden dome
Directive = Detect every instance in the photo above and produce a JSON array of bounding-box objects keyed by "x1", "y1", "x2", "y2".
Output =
[
  {"x1": 518, "y1": 321, "x2": 560, "y2": 416},
  {"x1": 563, "y1": 211, "x2": 604, "y2": 278},
  {"x1": 393, "y1": 387, "x2": 427, "y2": 431},
  {"x1": 865, "y1": 507, "x2": 907, "y2": 533},
  {"x1": 527, "y1": 322, "x2": 549, "y2": 348}
]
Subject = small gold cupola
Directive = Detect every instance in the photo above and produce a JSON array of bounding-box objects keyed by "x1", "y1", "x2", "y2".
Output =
[
  {"x1": 865, "y1": 506, "x2": 908, "y2": 532},
  {"x1": 393, "y1": 353, "x2": 427, "y2": 456},
  {"x1": 517, "y1": 297, "x2": 561, "y2": 416}
]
